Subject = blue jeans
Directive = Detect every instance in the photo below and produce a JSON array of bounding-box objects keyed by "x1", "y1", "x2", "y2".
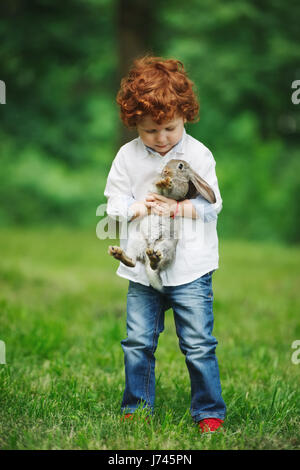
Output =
[{"x1": 120, "y1": 271, "x2": 226, "y2": 422}]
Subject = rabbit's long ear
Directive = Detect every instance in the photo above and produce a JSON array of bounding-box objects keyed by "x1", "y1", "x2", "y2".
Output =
[{"x1": 189, "y1": 170, "x2": 216, "y2": 203}]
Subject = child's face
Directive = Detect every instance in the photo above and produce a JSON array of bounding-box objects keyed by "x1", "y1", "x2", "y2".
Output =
[{"x1": 136, "y1": 114, "x2": 186, "y2": 156}]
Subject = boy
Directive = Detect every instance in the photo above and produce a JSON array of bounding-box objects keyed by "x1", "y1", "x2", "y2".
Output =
[{"x1": 104, "y1": 56, "x2": 226, "y2": 433}]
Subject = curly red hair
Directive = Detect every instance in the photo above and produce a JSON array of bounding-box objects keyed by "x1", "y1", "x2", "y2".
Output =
[{"x1": 116, "y1": 55, "x2": 199, "y2": 128}]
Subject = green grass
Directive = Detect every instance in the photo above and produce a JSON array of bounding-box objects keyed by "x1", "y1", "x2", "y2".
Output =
[{"x1": 0, "y1": 227, "x2": 299, "y2": 450}]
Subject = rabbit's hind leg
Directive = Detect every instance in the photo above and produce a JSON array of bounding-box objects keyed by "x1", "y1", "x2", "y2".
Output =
[
  {"x1": 108, "y1": 245, "x2": 136, "y2": 267},
  {"x1": 110, "y1": 234, "x2": 147, "y2": 267},
  {"x1": 146, "y1": 248, "x2": 162, "y2": 270},
  {"x1": 150, "y1": 240, "x2": 177, "y2": 271}
]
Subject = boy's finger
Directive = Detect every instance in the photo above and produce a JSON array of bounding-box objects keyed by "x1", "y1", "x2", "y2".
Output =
[{"x1": 150, "y1": 193, "x2": 168, "y2": 202}]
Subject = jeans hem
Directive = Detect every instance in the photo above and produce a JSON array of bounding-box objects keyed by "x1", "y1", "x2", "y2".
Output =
[
  {"x1": 191, "y1": 412, "x2": 226, "y2": 423},
  {"x1": 121, "y1": 406, "x2": 154, "y2": 415}
]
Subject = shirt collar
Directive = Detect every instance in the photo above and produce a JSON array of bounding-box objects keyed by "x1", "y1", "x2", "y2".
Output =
[{"x1": 139, "y1": 127, "x2": 186, "y2": 157}]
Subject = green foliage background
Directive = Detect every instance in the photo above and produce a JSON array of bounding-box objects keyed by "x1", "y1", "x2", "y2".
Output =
[{"x1": 1, "y1": 0, "x2": 300, "y2": 243}]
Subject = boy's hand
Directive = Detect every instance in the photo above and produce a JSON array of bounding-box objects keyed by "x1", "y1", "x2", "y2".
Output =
[
  {"x1": 145, "y1": 193, "x2": 177, "y2": 217},
  {"x1": 129, "y1": 201, "x2": 150, "y2": 220}
]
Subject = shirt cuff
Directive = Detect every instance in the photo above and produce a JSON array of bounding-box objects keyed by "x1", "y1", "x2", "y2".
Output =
[
  {"x1": 125, "y1": 196, "x2": 136, "y2": 222},
  {"x1": 190, "y1": 196, "x2": 219, "y2": 222}
]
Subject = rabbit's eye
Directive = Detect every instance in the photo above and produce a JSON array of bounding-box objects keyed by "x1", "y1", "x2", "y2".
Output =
[{"x1": 178, "y1": 163, "x2": 184, "y2": 170}]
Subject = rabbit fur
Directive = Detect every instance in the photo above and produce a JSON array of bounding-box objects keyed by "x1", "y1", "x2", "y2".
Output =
[{"x1": 108, "y1": 159, "x2": 216, "y2": 291}]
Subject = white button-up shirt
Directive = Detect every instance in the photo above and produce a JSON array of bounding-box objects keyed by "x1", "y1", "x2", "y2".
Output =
[{"x1": 104, "y1": 129, "x2": 223, "y2": 286}]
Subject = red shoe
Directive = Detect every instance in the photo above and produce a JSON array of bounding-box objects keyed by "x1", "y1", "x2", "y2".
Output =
[
  {"x1": 198, "y1": 418, "x2": 224, "y2": 433},
  {"x1": 121, "y1": 413, "x2": 133, "y2": 422},
  {"x1": 121, "y1": 413, "x2": 149, "y2": 423}
]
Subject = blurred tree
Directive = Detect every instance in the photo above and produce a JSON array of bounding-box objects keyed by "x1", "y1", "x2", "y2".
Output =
[
  {"x1": 154, "y1": 0, "x2": 300, "y2": 243},
  {"x1": 0, "y1": 0, "x2": 299, "y2": 242},
  {"x1": 0, "y1": 0, "x2": 116, "y2": 167},
  {"x1": 116, "y1": 0, "x2": 157, "y2": 147}
]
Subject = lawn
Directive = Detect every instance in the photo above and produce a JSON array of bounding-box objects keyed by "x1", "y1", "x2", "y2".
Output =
[{"x1": 0, "y1": 227, "x2": 299, "y2": 450}]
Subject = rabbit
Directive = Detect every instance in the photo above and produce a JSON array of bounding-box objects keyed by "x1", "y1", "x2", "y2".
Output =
[{"x1": 108, "y1": 159, "x2": 216, "y2": 291}]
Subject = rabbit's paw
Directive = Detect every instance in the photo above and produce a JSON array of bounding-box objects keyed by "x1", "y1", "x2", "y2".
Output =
[
  {"x1": 108, "y1": 246, "x2": 135, "y2": 267},
  {"x1": 146, "y1": 248, "x2": 162, "y2": 270},
  {"x1": 156, "y1": 176, "x2": 172, "y2": 190}
]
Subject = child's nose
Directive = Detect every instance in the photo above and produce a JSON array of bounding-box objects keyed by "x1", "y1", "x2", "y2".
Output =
[{"x1": 156, "y1": 131, "x2": 166, "y2": 143}]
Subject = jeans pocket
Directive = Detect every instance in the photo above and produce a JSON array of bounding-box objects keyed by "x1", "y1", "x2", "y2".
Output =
[
  {"x1": 201, "y1": 270, "x2": 213, "y2": 283},
  {"x1": 199, "y1": 271, "x2": 214, "y2": 299}
]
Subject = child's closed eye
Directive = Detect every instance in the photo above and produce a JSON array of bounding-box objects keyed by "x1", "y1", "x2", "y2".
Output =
[{"x1": 145, "y1": 127, "x2": 175, "y2": 133}]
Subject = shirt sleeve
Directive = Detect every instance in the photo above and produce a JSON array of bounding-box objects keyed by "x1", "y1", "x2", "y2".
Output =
[
  {"x1": 104, "y1": 149, "x2": 136, "y2": 222},
  {"x1": 189, "y1": 150, "x2": 223, "y2": 223}
]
